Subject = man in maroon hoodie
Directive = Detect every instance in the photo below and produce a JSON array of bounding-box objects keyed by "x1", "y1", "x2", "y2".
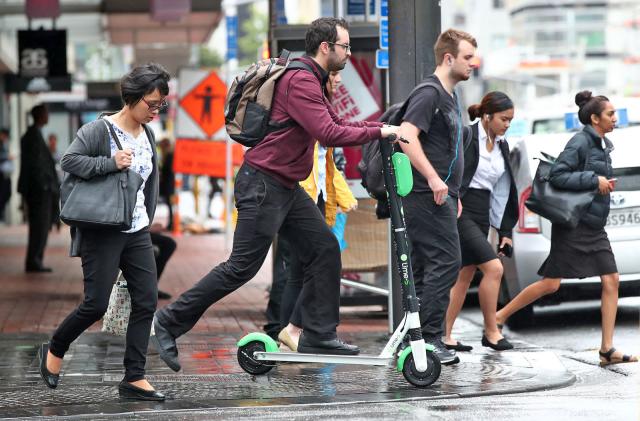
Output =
[{"x1": 151, "y1": 17, "x2": 401, "y2": 370}]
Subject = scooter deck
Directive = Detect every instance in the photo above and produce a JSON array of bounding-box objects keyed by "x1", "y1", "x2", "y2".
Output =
[{"x1": 254, "y1": 351, "x2": 393, "y2": 366}]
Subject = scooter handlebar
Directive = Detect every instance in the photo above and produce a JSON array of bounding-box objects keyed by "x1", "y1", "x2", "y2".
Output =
[{"x1": 383, "y1": 133, "x2": 409, "y2": 144}]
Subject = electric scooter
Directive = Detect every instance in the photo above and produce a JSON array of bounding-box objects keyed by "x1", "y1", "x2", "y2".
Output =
[{"x1": 236, "y1": 134, "x2": 441, "y2": 387}]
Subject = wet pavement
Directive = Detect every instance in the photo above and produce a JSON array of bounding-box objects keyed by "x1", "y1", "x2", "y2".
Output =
[{"x1": 0, "y1": 225, "x2": 574, "y2": 419}]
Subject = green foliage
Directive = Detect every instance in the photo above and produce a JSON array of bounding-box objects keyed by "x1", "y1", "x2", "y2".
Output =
[
  {"x1": 238, "y1": 4, "x2": 268, "y2": 66},
  {"x1": 199, "y1": 46, "x2": 224, "y2": 69}
]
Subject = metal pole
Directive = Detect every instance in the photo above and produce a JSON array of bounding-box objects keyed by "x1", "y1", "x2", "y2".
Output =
[{"x1": 387, "y1": 0, "x2": 441, "y2": 329}]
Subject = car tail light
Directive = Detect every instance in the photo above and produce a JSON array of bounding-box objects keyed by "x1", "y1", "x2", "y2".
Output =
[{"x1": 518, "y1": 185, "x2": 541, "y2": 233}]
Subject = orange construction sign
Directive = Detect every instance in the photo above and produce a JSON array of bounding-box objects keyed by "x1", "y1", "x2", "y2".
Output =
[
  {"x1": 173, "y1": 139, "x2": 244, "y2": 177},
  {"x1": 179, "y1": 71, "x2": 227, "y2": 138}
]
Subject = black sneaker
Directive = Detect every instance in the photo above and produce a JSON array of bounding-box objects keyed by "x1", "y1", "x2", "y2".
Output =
[{"x1": 424, "y1": 337, "x2": 460, "y2": 366}]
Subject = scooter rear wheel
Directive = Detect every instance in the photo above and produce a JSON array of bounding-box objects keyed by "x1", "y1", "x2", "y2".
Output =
[
  {"x1": 402, "y1": 351, "x2": 441, "y2": 387},
  {"x1": 237, "y1": 341, "x2": 274, "y2": 375}
]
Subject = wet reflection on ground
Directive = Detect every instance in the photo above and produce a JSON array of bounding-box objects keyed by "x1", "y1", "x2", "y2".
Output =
[{"x1": 0, "y1": 332, "x2": 573, "y2": 418}]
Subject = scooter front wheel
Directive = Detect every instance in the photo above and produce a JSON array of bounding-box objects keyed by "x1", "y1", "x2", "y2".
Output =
[
  {"x1": 237, "y1": 341, "x2": 274, "y2": 375},
  {"x1": 402, "y1": 351, "x2": 441, "y2": 387}
]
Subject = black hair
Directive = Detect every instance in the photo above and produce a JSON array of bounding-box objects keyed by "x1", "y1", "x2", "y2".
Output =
[
  {"x1": 305, "y1": 17, "x2": 349, "y2": 56},
  {"x1": 468, "y1": 91, "x2": 513, "y2": 120},
  {"x1": 575, "y1": 90, "x2": 609, "y2": 126},
  {"x1": 120, "y1": 62, "x2": 170, "y2": 107},
  {"x1": 30, "y1": 104, "x2": 47, "y2": 122},
  {"x1": 0, "y1": 128, "x2": 9, "y2": 137}
]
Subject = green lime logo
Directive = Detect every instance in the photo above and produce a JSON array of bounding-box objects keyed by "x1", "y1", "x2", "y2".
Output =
[{"x1": 400, "y1": 254, "x2": 407, "y2": 262}]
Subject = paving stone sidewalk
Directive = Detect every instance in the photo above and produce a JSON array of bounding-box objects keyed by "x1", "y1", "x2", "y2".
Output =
[{"x1": 0, "y1": 225, "x2": 574, "y2": 419}]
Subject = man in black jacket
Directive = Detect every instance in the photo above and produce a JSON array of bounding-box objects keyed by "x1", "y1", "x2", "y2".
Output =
[{"x1": 18, "y1": 104, "x2": 59, "y2": 272}]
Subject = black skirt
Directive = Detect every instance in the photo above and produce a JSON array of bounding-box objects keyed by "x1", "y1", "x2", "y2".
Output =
[
  {"x1": 458, "y1": 188, "x2": 497, "y2": 266},
  {"x1": 538, "y1": 222, "x2": 617, "y2": 278}
]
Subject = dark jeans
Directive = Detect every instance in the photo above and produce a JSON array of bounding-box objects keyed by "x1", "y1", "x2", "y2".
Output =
[
  {"x1": 263, "y1": 235, "x2": 290, "y2": 339},
  {"x1": 157, "y1": 163, "x2": 342, "y2": 340},
  {"x1": 50, "y1": 228, "x2": 158, "y2": 382},
  {"x1": 404, "y1": 193, "x2": 461, "y2": 338},
  {"x1": 280, "y1": 195, "x2": 326, "y2": 329},
  {"x1": 25, "y1": 191, "x2": 52, "y2": 269}
]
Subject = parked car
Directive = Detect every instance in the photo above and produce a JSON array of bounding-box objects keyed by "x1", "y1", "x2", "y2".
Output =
[{"x1": 499, "y1": 124, "x2": 640, "y2": 328}]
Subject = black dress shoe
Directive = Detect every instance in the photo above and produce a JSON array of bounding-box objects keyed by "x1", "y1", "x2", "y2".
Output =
[
  {"x1": 38, "y1": 343, "x2": 59, "y2": 389},
  {"x1": 150, "y1": 316, "x2": 181, "y2": 372},
  {"x1": 26, "y1": 266, "x2": 53, "y2": 273},
  {"x1": 297, "y1": 333, "x2": 360, "y2": 355},
  {"x1": 157, "y1": 290, "x2": 172, "y2": 300},
  {"x1": 481, "y1": 334, "x2": 514, "y2": 351},
  {"x1": 118, "y1": 381, "x2": 165, "y2": 401}
]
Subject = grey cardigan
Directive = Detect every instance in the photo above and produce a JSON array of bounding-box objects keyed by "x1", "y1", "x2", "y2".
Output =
[{"x1": 61, "y1": 118, "x2": 159, "y2": 256}]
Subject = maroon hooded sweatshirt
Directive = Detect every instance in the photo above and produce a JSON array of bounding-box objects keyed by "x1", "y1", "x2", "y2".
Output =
[{"x1": 244, "y1": 56, "x2": 382, "y2": 189}]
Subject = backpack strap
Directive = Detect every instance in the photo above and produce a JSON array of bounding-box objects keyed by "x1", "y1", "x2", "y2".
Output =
[{"x1": 266, "y1": 60, "x2": 321, "y2": 133}]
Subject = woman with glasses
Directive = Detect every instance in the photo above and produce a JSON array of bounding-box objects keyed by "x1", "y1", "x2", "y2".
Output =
[{"x1": 38, "y1": 63, "x2": 169, "y2": 401}]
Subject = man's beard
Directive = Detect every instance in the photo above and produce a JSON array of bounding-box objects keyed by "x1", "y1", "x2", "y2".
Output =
[{"x1": 328, "y1": 56, "x2": 347, "y2": 72}]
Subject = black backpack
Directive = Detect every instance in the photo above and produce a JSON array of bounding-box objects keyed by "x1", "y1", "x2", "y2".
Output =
[{"x1": 357, "y1": 81, "x2": 441, "y2": 205}]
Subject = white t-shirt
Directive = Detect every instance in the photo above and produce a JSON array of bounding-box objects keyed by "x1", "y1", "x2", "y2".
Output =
[
  {"x1": 105, "y1": 117, "x2": 153, "y2": 233},
  {"x1": 469, "y1": 123, "x2": 506, "y2": 192}
]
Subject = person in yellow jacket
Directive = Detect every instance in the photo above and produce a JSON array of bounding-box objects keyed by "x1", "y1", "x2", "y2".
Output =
[{"x1": 278, "y1": 70, "x2": 358, "y2": 351}]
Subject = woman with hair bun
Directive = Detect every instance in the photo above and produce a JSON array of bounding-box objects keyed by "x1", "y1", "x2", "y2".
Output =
[
  {"x1": 444, "y1": 91, "x2": 518, "y2": 352},
  {"x1": 496, "y1": 91, "x2": 638, "y2": 366}
]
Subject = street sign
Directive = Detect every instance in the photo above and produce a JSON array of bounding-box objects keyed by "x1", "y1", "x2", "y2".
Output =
[
  {"x1": 173, "y1": 139, "x2": 243, "y2": 177},
  {"x1": 177, "y1": 69, "x2": 227, "y2": 139},
  {"x1": 226, "y1": 15, "x2": 238, "y2": 61},
  {"x1": 380, "y1": 0, "x2": 388, "y2": 17},
  {"x1": 376, "y1": 49, "x2": 389, "y2": 69},
  {"x1": 379, "y1": 18, "x2": 388, "y2": 49}
]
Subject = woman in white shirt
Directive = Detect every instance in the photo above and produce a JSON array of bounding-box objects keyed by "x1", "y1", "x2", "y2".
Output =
[{"x1": 444, "y1": 91, "x2": 519, "y2": 352}]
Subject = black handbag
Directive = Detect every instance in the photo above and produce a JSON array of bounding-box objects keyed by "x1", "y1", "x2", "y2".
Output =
[
  {"x1": 525, "y1": 158, "x2": 596, "y2": 228},
  {"x1": 60, "y1": 120, "x2": 144, "y2": 231}
]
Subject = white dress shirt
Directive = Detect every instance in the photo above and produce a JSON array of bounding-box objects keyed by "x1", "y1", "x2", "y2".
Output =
[{"x1": 469, "y1": 122, "x2": 506, "y2": 192}]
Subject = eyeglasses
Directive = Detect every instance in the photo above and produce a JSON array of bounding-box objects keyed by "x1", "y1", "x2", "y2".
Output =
[
  {"x1": 327, "y1": 41, "x2": 351, "y2": 53},
  {"x1": 142, "y1": 98, "x2": 168, "y2": 112}
]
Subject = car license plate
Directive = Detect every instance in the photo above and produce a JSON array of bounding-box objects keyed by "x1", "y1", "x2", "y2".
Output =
[{"x1": 606, "y1": 207, "x2": 640, "y2": 227}]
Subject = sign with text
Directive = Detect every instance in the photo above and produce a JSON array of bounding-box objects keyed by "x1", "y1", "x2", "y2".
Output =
[
  {"x1": 173, "y1": 139, "x2": 244, "y2": 177},
  {"x1": 379, "y1": 18, "x2": 388, "y2": 49},
  {"x1": 331, "y1": 59, "x2": 380, "y2": 122},
  {"x1": 376, "y1": 49, "x2": 389, "y2": 69},
  {"x1": 18, "y1": 29, "x2": 67, "y2": 78}
]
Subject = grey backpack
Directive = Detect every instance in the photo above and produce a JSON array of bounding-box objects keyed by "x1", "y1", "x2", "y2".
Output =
[{"x1": 224, "y1": 50, "x2": 315, "y2": 147}]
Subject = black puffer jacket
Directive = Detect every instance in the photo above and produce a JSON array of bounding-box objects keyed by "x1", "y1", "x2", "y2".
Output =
[{"x1": 548, "y1": 125, "x2": 613, "y2": 229}]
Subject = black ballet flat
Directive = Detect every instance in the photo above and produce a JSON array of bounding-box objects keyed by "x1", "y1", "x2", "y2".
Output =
[
  {"x1": 118, "y1": 381, "x2": 166, "y2": 401},
  {"x1": 445, "y1": 341, "x2": 473, "y2": 352},
  {"x1": 481, "y1": 334, "x2": 514, "y2": 351},
  {"x1": 38, "y1": 343, "x2": 59, "y2": 389}
]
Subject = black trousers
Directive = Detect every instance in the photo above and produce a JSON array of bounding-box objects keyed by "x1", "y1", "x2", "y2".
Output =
[
  {"x1": 281, "y1": 195, "x2": 326, "y2": 328},
  {"x1": 25, "y1": 191, "x2": 52, "y2": 269},
  {"x1": 262, "y1": 235, "x2": 289, "y2": 339},
  {"x1": 150, "y1": 231, "x2": 176, "y2": 280},
  {"x1": 50, "y1": 228, "x2": 158, "y2": 382},
  {"x1": 404, "y1": 193, "x2": 461, "y2": 338},
  {"x1": 157, "y1": 163, "x2": 342, "y2": 340}
]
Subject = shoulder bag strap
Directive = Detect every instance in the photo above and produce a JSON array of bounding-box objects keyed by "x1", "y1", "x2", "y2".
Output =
[{"x1": 102, "y1": 119, "x2": 124, "y2": 151}]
